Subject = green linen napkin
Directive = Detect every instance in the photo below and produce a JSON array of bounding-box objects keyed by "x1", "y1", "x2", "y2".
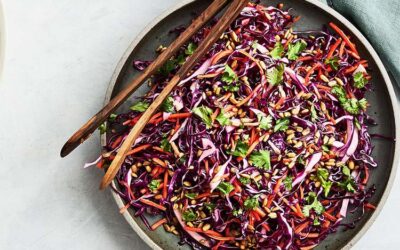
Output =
[{"x1": 328, "y1": 0, "x2": 400, "y2": 86}]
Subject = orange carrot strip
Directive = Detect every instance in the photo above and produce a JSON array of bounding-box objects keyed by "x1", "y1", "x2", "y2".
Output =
[
  {"x1": 236, "y1": 84, "x2": 262, "y2": 107},
  {"x1": 208, "y1": 235, "x2": 236, "y2": 241},
  {"x1": 323, "y1": 211, "x2": 337, "y2": 222},
  {"x1": 153, "y1": 158, "x2": 167, "y2": 167},
  {"x1": 211, "y1": 49, "x2": 233, "y2": 65},
  {"x1": 168, "y1": 113, "x2": 192, "y2": 120},
  {"x1": 140, "y1": 199, "x2": 166, "y2": 211},
  {"x1": 211, "y1": 241, "x2": 225, "y2": 250},
  {"x1": 316, "y1": 84, "x2": 332, "y2": 91},
  {"x1": 297, "y1": 232, "x2": 319, "y2": 238},
  {"x1": 298, "y1": 56, "x2": 314, "y2": 62},
  {"x1": 151, "y1": 218, "x2": 167, "y2": 231},
  {"x1": 362, "y1": 167, "x2": 370, "y2": 185},
  {"x1": 126, "y1": 144, "x2": 152, "y2": 156},
  {"x1": 111, "y1": 136, "x2": 123, "y2": 149},
  {"x1": 261, "y1": 223, "x2": 271, "y2": 232},
  {"x1": 339, "y1": 41, "x2": 346, "y2": 57},
  {"x1": 211, "y1": 108, "x2": 220, "y2": 123},
  {"x1": 295, "y1": 203, "x2": 304, "y2": 218},
  {"x1": 152, "y1": 146, "x2": 172, "y2": 155},
  {"x1": 96, "y1": 159, "x2": 105, "y2": 169},
  {"x1": 162, "y1": 171, "x2": 168, "y2": 199},
  {"x1": 347, "y1": 49, "x2": 361, "y2": 60},
  {"x1": 148, "y1": 112, "x2": 163, "y2": 123},
  {"x1": 205, "y1": 160, "x2": 209, "y2": 173},
  {"x1": 344, "y1": 62, "x2": 361, "y2": 75},
  {"x1": 184, "y1": 226, "x2": 223, "y2": 237},
  {"x1": 364, "y1": 203, "x2": 376, "y2": 210},
  {"x1": 254, "y1": 207, "x2": 267, "y2": 218},
  {"x1": 273, "y1": 178, "x2": 283, "y2": 193},
  {"x1": 151, "y1": 166, "x2": 160, "y2": 177},
  {"x1": 322, "y1": 220, "x2": 331, "y2": 228},
  {"x1": 300, "y1": 245, "x2": 318, "y2": 250},
  {"x1": 196, "y1": 192, "x2": 212, "y2": 200},
  {"x1": 274, "y1": 96, "x2": 286, "y2": 109},
  {"x1": 327, "y1": 38, "x2": 342, "y2": 59},
  {"x1": 304, "y1": 63, "x2": 321, "y2": 86},
  {"x1": 295, "y1": 221, "x2": 310, "y2": 234},
  {"x1": 329, "y1": 22, "x2": 359, "y2": 55}
]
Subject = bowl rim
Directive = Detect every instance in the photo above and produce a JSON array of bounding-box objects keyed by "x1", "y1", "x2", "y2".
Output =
[{"x1": 103, "y1": 1, "x2": 400, "y2": 249}]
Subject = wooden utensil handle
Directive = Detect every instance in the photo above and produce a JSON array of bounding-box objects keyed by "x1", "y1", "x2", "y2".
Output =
[
  {"x1": 100, "y1": 0, "x2": 249, "y2": 189},
  {"x1": 60, "y1": 0, "x2": 229, "y2": 158}
]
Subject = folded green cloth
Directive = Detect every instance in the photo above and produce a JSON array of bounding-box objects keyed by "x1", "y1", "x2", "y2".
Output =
[{"x1": 328, "y1": 0, "x2": 400, "y2": 85}]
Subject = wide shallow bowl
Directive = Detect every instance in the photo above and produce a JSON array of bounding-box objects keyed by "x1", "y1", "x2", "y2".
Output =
[{"x1": 102, "y1": 0, "x2": 400, "y2": 249}]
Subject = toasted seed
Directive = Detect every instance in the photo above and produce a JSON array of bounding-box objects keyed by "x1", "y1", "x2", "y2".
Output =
[
  {"x1": 191, "y1": 200, "x2": 196, "y2": 205},
  {"x1": 172, "y1": 230, "x2": 179, "y2": 235},
  {"x1": 183, "y1": 181, "x2": 192, "y2": 187},
  {"x1": 187, "y1": 222, "x2": 194, "y2": 228},
  {"x1": 291, "y1": 107, "x2": 300, "y2": 115},
  {"x1": 288, "y1": 161, "x2": 296, "y2": 169},
  {"x1": 170, "y1": 196, "x2": 178, "y2": 202},
  {"x1": 286, "y1": 133, "x2": 295, "y2": 141},
  {"x1": 323, "y1": 136, "x2": 329, "y2": 144},
  {"x1": 202, "y1": 224, "x2": 211, "y2": 231},
  {"x1": 268, "y1": 212, "x2": 278, "y2": 219},
  {"x1": 294, "y1": 141, "x2": 303, "y2": 148},
  {"x1": 287, "y1": 152, "x2": 296, "y2": 158},
  {"x1": 320, "y1": 75, "x2": 329, "y2": 83},
  {"x1": 335, "y1": 77, "x2": 344, "y2": 86},
  {"x1": 164, "y1": 224, "x2": 171, "y2": 232},
  {"x1": 300, "y1": 109, "x2": 309, "y2": 114},
  {"x1": 349, "y1": 160, "x2": 355, "y2": 170},
  {"x1": 328, "y1": 137, "x2": 335, "y2": 145},
  {"x1": 254, "y1": 175, "x2": 262, "y2": 182},
  {"x1": 286, "y1": 129, "x2": 295, "y2": 135},
  {"x1": 328, "y1": 80, "x2": 337, "y2": 87},
  {"x1": 321, "y1": 102, "x2": 327, "y2": 112},
  {"x1": 145, "y1": 166, "x2": 152, "y2": 172},
  {"x1": 296, "y1": 127, "x2": 304, "y2": 132},
  {"x1": 173, "y1": 204, "x2": 178, "y2": 209},
  {"x1": 315, "y1": 181, "x2": 321, "y2": 188},
  {"x1": 302, "y1": 128, "x2": 310, "y2": 136}
]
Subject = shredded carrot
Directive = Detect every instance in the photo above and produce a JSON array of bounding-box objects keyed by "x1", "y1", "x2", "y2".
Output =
[
  {"x1": 254, "y1": 207, "x2": 267, "y2": 218},
  {"x1": 322, "y1": 220, "x2": 331, "y2": 228},
  {"x1": 304, "y1": 63, "x2": 321, "y2": 85},
  {"x1": 316, "y1": 84, "x2": 331, "y2": 91},
  {"x1": 208, "y1": 235, "x2": 236, "y2": 241},
  {"x1": 326, "y1": 38, "x2": 342, "y2": 59},
  {"x1": 205, "y1": 160, "x2": 209, "y2": 173},
  {"x1": 168, "y1": 113, "x2": 192, "y2": 120},
  {"x1": 347, "y1": 49, "x2": 361, "y2": 60},
  {"x1": 148, "y1": 112, "x2": 163, "y2": 123},
  {"x1": 111, "y1": 136, "x2": 123, "y2": 149},
  {"x1": 126, "y1": 144, "x2": 152, "y2": 156},
  {"x1": 344, "y1": 62, "x2": 361, "y2": 75},
  {"x1": 261, "y1": 223, "x2": 271, "y2": 232},
  {"x1": 273, "y1": 178, "x2": 283, "y2": 193},
  {"x1": 300, "y1": 245, "x2": 318, "y2": 250},
  {"x1": 362, "y1": 166, "x2": 370, "y2": 185},
  {"x1": 339, "y1": 41, "x2": 346, "y2": 57},
  {"x1": 297, "y1": 56, "x2": 313, "y2": 62},
  {"x1": 211, "y1": 49, "x2": 233, "y2": 65},
  {"x1": 295, "y1": 221, "x2": 310, "y2": 234},
  {"x1": 274, "y1": 96, "x2": 286, "y2": 109},
  {"x1": 152, "y1": 146, "x2": 172, "y2": 155},
  {"x1": 297, "y1": 232, "x2": 319, "y2": 238},
  {"x1": 96, "y1": 159, "x2": 104, "y2": 169},
  {"x1": 151, "y1": 166, "x2": 160, "y2": 177},
  {"x1": 151, "y1": 218, "x2": 167, "y2": 231},
  {"x1": 211, "y1": 108, "x2": 220, "y2": 123},
  {"x1": 140, "y1": 199, "x2": 166, "y2": 211},
  {"x1": 162, "y1": 170, "x2": 168, "y2": 199},
  {"x1": 323, "y1": 211, "x2": 337, "y2": 222},
  {"x1": 364, "y1": 203, "x2": 376, "y2": 210},
  {"x1": 236, "y1": 84, "x2": 262, "y2": 107},
  {"x1": 153, "y1": 158, "x2": 167, "y2": 168},
  {"x1": 211, "y1": 241, "x2": 225, "y2": 250},
  {"x1": 329, "y1": 22, "x2": 359, "y2": 55},
  {"x1": 284, "y1": 35, "x2": 294, "y2": 49},
  {"x1": 119, "y1": 202, "x2": 131, "y2": 214},
  {"x1": 184, "y1": 226, "x2": 223, "y2": 237},
  {"x1": 196, "y1": 192, "x2": 212, "y2": 200},
  {"x1": 295, "y1": 203, "x2": 304, "y2": 218}
]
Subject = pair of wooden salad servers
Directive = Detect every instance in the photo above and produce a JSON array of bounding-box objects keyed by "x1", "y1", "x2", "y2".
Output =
[{"x1": 60, "y1": 0, "x2": 250, "y2": 190}]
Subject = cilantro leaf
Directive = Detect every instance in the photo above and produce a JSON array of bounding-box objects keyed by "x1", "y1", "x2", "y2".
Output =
[
  {"x1": 239, "y1": 177, "x2": 251, "y2": 185},
  {"x1": 267, "y1": 63, "x2": 285, "y2": 86},
  {"x1": 182, "y1": 210, "x2": 197, "y2": 222},
  {"x1": 221, "y1": 65, "x2": 238, "y2": 84},
  {"x1": 325, "y1": 56, "x2": 340, "y2": 71},
  {"x1": 249, "y1": 150, "x2": 271, "y2": 171},
  {"x1": 358, "y1": 98, "x2": 368, "y2": 111},
  {"x1": 185, "y1": 42, "x2": 197, "y2": 55},
  {"x1": 130, "y1": 101, "x2": 149, "y2": 112},
  {"x1": 270, "y1": 42, "x2": 284, "y2": 59},
  {"x1": 317, "y1": 168, "x2": 332, "y2": 197},
  {"x1": 233, "y1": 208, "x2": 243, "y2": 217},
  {"x1": 231, "y1": 140, "x2": 249, "y2": 157},
  {"x1": 160, "y1": 96, "x2": 174, "y2": 113},
  {"x1": 98, "y1": 123, "x2": 107, "y2": 135},
  {"x1": 353, "y1": 72, "x2": 368, "y2": 89},
  {"x1": 216, "y1": 110, "x2": 231, "y2": 126},
  {"x1": 287, "y1": 40, "x2": 307, "y2": 60},
  {"x1": 258, "y1": 114, "x2": 273, "y2": 130},
  {"x1": 284, "y1": 176, "x2": 293, "y2": 191},
  {"x1": 205, "y1": 203, "x2": 216, "y2": 212},
  {"x1": 217, "y1": 181, "x2": 234, "y2": 196},
  {"x1": 185, "y1": 193, "x2": 198, "y2": 199},
  {"x1": 310, "y1": 104, "x2": 318, "y2": 122},
  {"x1": 342, "y1": 165, "x2": 351, "y2": 176},
  {"x1": 314, "y1": 218, "x2": 321, "y2": 226},
  {"x1": 109, "y1": 114, "x2": 117, "y2": 122},
  {"x1": 158, "y1": 59, "x2": 176, "y2": 76},
  {"x1": 274, "y1": 118, "x2": 290, "y2": 132},
  {"x1": 342, "y1": 98, "x2": 361, "y2": 115},
  {"x1": 160, "y1": 134, "x2": 172, "y2": 152},
  {"x1": 148, "y1": 180, "x2": 161, "y2": 192},
  {"x1": 176, "y1": 54, "x2": 186, "y2": 65},
  {"x1": 192, "y1": 106, "x2": 213, "y2": 128},
  {"x1": 244, "y1": 196, "x2": 259, "y2": 210},
  {"x1": 302, "y1": 192, "x2": 325, "y2": 217}
]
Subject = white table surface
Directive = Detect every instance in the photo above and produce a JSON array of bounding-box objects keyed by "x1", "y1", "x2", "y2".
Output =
[{"x1": 0, "y1": 0, "x2": 399, "y2": 249}]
